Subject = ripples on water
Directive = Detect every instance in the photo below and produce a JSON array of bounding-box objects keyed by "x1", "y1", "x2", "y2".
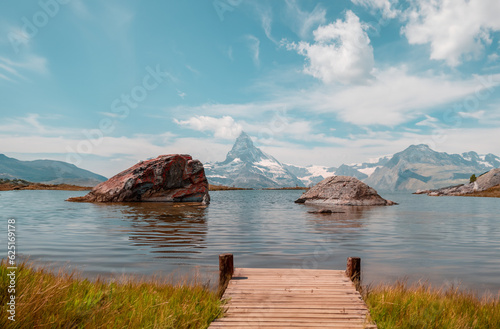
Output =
[{"x1": 0, "y1": 189, "x2": 499, "y2": 294}]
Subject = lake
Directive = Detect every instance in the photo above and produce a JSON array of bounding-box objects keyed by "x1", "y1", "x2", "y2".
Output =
[{"x1": 1, "y1": 189, "x2": 499, "y2": 295}]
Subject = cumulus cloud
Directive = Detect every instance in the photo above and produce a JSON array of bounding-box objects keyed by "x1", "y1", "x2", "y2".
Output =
[
  {"x1": 402, "y1": 0, "x2": 500, "y2": 66},
  {"x1": 351, "y1": 0, "x2": 399, "y2": 19},
  {"x1": 174, "y1": 115, "x2": 243, "y2": 139},
  {"x1": 286, "y1": 10, "x2": 374, "y2": 84}
]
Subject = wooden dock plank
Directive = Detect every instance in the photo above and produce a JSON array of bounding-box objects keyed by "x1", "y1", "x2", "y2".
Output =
[{"x1": 209, "y1": 267, "x2": 376, "y2": 329}]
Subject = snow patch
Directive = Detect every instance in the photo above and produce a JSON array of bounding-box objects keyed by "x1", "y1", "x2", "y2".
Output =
[{"x1": 358, "y1": 167, "x2": 378, "y2": 177}]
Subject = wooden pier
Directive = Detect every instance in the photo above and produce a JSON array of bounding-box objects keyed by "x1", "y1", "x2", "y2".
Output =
[{"x1": 209, "y1": 254, "x2": 376, "y2": 329}]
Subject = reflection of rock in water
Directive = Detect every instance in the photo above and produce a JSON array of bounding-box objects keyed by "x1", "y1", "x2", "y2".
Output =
[
  {"x1": 305, "y1": 204, "x2": 370, "y2": 234},
  {"x1": 109, "y1": 202, "x2": 208, "y2": 258}
]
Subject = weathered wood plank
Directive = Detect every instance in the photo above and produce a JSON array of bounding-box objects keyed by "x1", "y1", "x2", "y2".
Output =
[{"x1": 209, "y1": 267, "x2": 376, "y2": 329}]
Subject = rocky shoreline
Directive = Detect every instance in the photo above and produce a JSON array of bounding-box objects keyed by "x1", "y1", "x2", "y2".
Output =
[{"x1": 415, "y1": 168, "x2": 500, "y2": 197}]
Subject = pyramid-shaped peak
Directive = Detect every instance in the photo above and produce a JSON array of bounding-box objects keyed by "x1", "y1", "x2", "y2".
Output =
[
  {"x1": 233, "y1": 131, "x2": 253, "y2": 147},
  {"x1": 222, "y1": 131, "x2": 267, "y2": 164}
]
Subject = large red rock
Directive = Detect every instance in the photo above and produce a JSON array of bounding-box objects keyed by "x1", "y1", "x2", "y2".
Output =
[{"x1": 67, "y1": 154, "x2": 210, "y2": 204}]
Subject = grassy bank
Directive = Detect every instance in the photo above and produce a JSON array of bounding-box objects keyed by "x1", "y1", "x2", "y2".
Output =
[
  {"x1": 263, "y1": 186, "x2": 309, "y2": 190},
  {"x1": 364, "y1": 281, "x2": 500, "y2": 329},
  {"x1": 208, "y1": 184, "x2": 250, "y2": 191},
  {"x1": 461, "y1": 185, "x2": 500, "y2": 198},
  {"x1": 0, "y1": 261, "x2": 223, "y2": 329},
  {"x1": 3, "y1": 261, "x2": 500, "y2": 328}
]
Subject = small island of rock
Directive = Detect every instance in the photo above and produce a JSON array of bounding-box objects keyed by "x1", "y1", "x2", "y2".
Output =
[
  {"x1": 295, "y1": 176, "x2": 396, "y2": 206},
  {"x1": 415, "y1": 168, "x2": 500, "y2": 197},
  {"x1": 67, "y1": 154, "x2": 210, "y2": 204}
]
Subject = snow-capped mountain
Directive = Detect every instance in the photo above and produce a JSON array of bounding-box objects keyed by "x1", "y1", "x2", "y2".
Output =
[
  {"x1": 284, "y1": 156, "x2": 390, "y2": 187},
  {"x1": 364, "y1": 144, "x2": 500, "y2": 191},
  {"x1": 205, "y1": 132, "x2": 500, "y2": 190},
  {"x1": 204, "y1": 132, "x2": 304, "y2": 188},
  {"x1": 461, "y1": 151, "x2": 500, "y2": 170},
  {"x1": 282, "y1": 164, "x2": 336, "y2": 186}
]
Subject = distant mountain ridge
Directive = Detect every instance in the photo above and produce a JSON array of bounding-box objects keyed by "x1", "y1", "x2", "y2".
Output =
[
  {"x1": 205, "y1": 133, "x2": 500, "y2": 191},
  {"x1": 364, "y1": 145, "x2": 500, "y2": 191},
  {"x1": 0, "y1": 154, "x2": 107, "y2": 187},
  {"x1": 3, "y1": 136, "x2": 499, "y2": 191}
]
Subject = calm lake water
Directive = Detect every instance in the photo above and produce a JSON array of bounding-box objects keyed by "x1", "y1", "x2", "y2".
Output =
[{"x1": 1, "y1": 190, "x2": 499, "y2": 294}]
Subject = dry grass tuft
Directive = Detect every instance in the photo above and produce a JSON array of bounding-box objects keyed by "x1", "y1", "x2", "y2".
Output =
[
  {"x1": 0, "y1": 260, "x2": 223, "y2": 329},
  {"x1": 363, "y1": 280, "x2": 500, "y2": 329}
]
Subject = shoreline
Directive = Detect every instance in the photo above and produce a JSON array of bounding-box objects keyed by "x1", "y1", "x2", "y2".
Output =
[
  {"x1": 209, "y1": 184, "x2": 308, "y2": 191},
  {"x1": 0, "y1": 179, "x2": 92, "y2": 191},
  {"x1": 2, "y1": 261, "x2": 498, "y2": 328},
  {"x1": 415, "y1": 184, "x2": 500, "y2": 198}
]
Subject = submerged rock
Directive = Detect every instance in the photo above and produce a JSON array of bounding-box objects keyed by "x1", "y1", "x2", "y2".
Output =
[
  {"x1": 307, "y1": 209, "x2": 346, "y2": 214},
  {"x1": 67, "y1": 154, "x2": 210, "y2": 204},
  {"x1": 295, "y1": 176, "x2": 396, "y2": 206}
]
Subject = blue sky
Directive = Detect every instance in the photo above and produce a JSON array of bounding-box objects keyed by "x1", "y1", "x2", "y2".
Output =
[{"x1": 1, "y1": 0, "x2": 500, "y2": 177}]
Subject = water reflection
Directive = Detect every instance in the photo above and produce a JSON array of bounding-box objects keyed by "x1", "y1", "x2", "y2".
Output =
[
  {"x1": 304, "y1": 204, "x2": 371, "y2": 234},
  {"x1": 96, "y1": 202, "x2": 208, "y2": 259}
]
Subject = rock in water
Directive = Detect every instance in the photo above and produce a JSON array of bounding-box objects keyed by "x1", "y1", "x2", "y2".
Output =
[
  {"x1": 67, "y1": 155, "x2": 210, "y2": 204},
  {"x1": 295, "y1": 176, "x2": 396, "y2": 206},
  {"x1": 415, "y1": 168, "x2": 500, "y2": 196}
]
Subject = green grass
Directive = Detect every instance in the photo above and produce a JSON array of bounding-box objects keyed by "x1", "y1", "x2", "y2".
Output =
[
  {"x1": 0, "y1": 260, "x2": 223, "y2": 329},
  {"x1": 364, "y1": 281, "x2": 500, "y2": 329},
  {"x1": 4, "y1": 261, "x2": 500, "y2": 329}
]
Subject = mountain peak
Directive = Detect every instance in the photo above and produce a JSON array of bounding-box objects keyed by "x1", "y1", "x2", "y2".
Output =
[
  {"x1": 206, "y1": 132, "x2": 304, "y2": 188},
  {"x1": 406, "y1": 144, "x2": 433, "y2": 152},
  {"x1": 223, "y1": 131, "x2": 265, "y2": 164},
  {"x1": 233, "y1": 131, "x2": 254, "y2": 148}
]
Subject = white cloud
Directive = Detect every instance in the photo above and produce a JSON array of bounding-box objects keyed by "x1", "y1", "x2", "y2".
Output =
[
  {"x1": 185, "y1": 64, "x2": 200, "y2": 75},
  {"x1": 177, "y1": 89, "x2": 187, "y2": 99},
  {"x1": 256, "y1": 4, "x2": 276, "y2": 43},
  {"x1": 415, "y1": 114, "x2": 439, "y2": 127},
  {"x1": 286, "y1": 10, "x2": 374, "y2": 84},
  {"x1": 245, "y1": 35, "x2": 260, "y2": 67},
  {"x1": 174, "y1": 115, "x2": 243, "y2": 139},
  {"x1": 351, "y1": 0, "x2": 399, "y2": 19},
  {"x1": 171, "y1": 101, "x2": 285, "y2": 119},
  {"x1": 170, "y1": 70, "x2": 500, "y2": 127},
  {"x1": 0, "y1": 113, "x2": 70, "y2": 136},
  {"x1": 295, "y1": 68, "x2": 500, "y2": 126},
  {"x1": 0, "y1": 55, "x2": 48, "y2": 82},
  {"x1": 402, "y1": 0, "x2": 500, "y2": 66},
  {"x1": 458, "y1": 110, "x2": 485, "y2": 119},
  {"x1": 284, "y1": 0, "x2": 326, "y2": 39},
  {"x1": 488, "y1": 53, "x2": 499, "y2": 63}
]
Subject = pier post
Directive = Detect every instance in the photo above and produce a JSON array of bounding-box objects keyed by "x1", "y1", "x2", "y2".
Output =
[
  {"x1": 346, "y1": 257, "x2": 361, "y2": 290},
  {"x1": 218, "y1": 253, "x2": 234, "y2": 296}
]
